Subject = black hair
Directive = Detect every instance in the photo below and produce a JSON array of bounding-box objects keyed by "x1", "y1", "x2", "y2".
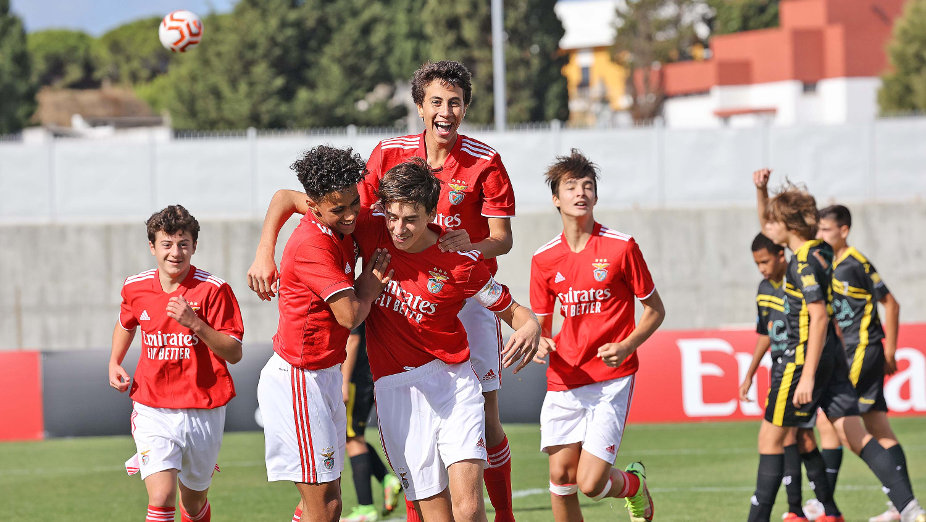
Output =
[
  {"x1": 377, "y1": 157, "x2": 442, "y2": 214},
  {"x1": 751, "y1": 232, "x2": 784, "y2": 254},
  {"x1": 411, "y1": 60, "x2": 473, "y2": 107},
  {"x1": 146, "y1": 204, "x2": 199, "y2": 243},
  {"x1": 291, "y1": 145, "x2": 366, "y2": 202},
  {"x1": 818, "y1": 204, "x2": 852, "y2": 228}
]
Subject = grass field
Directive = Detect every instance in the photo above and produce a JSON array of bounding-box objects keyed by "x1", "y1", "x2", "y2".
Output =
[{"x1": 2, "y1": 418, "x2": 925, "y2": 521}]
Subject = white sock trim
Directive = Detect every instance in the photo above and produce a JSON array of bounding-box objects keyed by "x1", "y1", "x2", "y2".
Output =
[
  {"x1": 591, "y1": 478, "x2": 613, "y2": 501},
  {"x1": 549, "y1": 482, "x2": 579, "y2": 496}
]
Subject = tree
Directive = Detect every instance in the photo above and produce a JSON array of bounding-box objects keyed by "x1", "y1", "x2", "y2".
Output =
[
  {"x1": 0, "y1": 0, "x2": 36, "y2": 133},
  {"x1": 706, "y1": 0, "x2": 779, "y2": 36},
  {"x1": 879, "y1": 0, "x2": 926, "y2": 115},
  {"x1": 612, "y1": 0, "x2": 706, "y2": 123},
  {"x1": 97, "y1": 17, "x2": 172, "y2": 85},
  {"x1": 27, "y1": 29, "x2": 99, "y2": 88}
]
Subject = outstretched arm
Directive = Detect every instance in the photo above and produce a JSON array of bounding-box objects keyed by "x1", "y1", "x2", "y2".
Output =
[{"x1": 247, "y1": 189, "x2": 310, "y2": 300}]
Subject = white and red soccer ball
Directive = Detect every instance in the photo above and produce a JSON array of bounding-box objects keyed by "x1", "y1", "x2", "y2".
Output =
[{"x1": 159, "y1": 10, "x2": 203, "y2": 53}]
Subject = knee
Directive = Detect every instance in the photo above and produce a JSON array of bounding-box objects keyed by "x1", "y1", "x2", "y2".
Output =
[
  {"x1": 452, "y1": 491, "x2": 483, "y2": 521},
  {"x1": 549, "y1": 464, "x2": 575, "y2": 488},
  {"x1": 577, "y1": 473, "x2": 609, "y2": 498}
]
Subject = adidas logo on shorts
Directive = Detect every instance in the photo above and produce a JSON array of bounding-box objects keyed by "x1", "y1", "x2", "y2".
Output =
[
  {"x1": 477, "y1": 437, "x2": 486, "y2": 449},
  {"x1": 483, "y1": 369, "x2": 496, "y2": 381},
  {"x1": 606, "y1": 444, "x2": 616, "y2": 454}
]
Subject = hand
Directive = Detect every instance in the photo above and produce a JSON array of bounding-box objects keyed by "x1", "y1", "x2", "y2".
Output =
[
  {"x1": 597, "y1": 341, "x2": 635, "y2": 368},
  {"x1": 356, "y1": 249, "x2": 393, "y2": 302},
  {"x1": 502, "y1": 320, "x2": 541, "y2": 374},
  {"x1": 438, "y1": 229, "x2": 473, "y2": 253},
  {"x1": 739, "y1": 378, "x2": 753, "y2": 402},
  {"x1": 753, "y1": 168, "x2": 771, "y2": 190},
  {"x1": 248, "y1": 249, "x2": 279, "y2": 301},
  {"x1": 342, "y1": 380, "x2": 350, "y2": 405},
  {"x1": 792, "y1": 374, "x2": 814, "y2": 407},
  {"x1": 109, "y1": 363, "x2": 131, "y2": 392},
  {"x1": 884, "y1": 353, "x2": 898, "y2": 375},
  {"x1": 532, "y1": 337, "x2": 556, "y2": 364},
  {"x1": 166, "y1": 295, "x2": 201, "y2": 329}
]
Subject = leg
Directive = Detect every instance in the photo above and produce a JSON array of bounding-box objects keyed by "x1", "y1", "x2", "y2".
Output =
[
  {"x1": 483, "y1": 389, "x2": 514, "y2": 522},
  {"x1": 447, "y1": 459, "x2": 489, "y2": 522},
  {"x1": 782, "y1": 428, "x2": 806, "y2": 517},
  {"x1": 295, "y1": 480, "x2": 342, "y2": 522},
  {"x1": 795, "y1": 428, "x2": 839, "y2": 517},
  {"x1": 547, "y1": 443, "x2": 583, "y2": 522},
  {"x1": 178, "y1": 481, "x2": 211, "y2": 522},
  {"x1": 144, "y1": 469, "x2": 179, "y2": 521},
  {"x1": 414, "y1": 489, "x2": 454, "y2": 522},
  {"x1": 344, "y1": 434, "x2": 380, "y2": 521},
  {"x1": 816, "y1": 412, "x2": 844, "y2": 494},
  {"x1": 749, "y1": 420, "x2": 790, "y2": 522}
]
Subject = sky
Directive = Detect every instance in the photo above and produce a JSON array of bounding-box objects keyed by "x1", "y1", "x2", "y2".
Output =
[{"x1": 10, "y1": 0, "x2": 238, "y2": 35}]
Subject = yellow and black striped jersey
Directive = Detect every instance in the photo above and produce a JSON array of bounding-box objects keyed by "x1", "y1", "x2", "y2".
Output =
[
  {"x1": 783, "y1": 239, "x2": 841, "y2": 365},
  {"x1": 832, "y1": 247, "x2": 890, "y2": 383},
  {"x1": 756, "y1": 278, "x2": 787, "y2": 353}
]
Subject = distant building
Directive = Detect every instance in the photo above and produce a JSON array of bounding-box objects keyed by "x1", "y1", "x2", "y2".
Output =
[{"x1": 660, "y1": 0, "x2": 907, "y2": 127}]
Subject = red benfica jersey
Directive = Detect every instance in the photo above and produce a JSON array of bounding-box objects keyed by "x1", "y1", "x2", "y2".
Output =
[
  {"x1": 119, "y1": 266, "x2": 244, "y2": 409},
  {"x1": 360, "y1": 132, "x2": 515, "y2": 274},
  {"x1": 354, "y1": 212, "x2": 513, "y2": 380},
  {"x1": 273, "y1": 213, "x2": 357, "y2": 369},
  {"x1": 530, "y1": 223, "x2": 655, "y2": 391}
]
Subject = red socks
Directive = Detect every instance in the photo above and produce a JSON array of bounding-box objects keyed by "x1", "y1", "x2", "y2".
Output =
[
  {"x1": 615, "y1": 468, "x2": 640, "y2": 498},
  {"x1": 405, "y1": 498, "x2": 422, "y2": 521},
  {"x1": 485, "y1": 436, "x2": 515, "y2": 521},
  {"x1": 292, "y1": 507, "x2": 302, "y2": 522},
  {"x1": 180, "y1": 501, "x2": 210, "y2": 522},
  {"x1": 146, "y1": 505, "x2": 175, "y2": 522}
]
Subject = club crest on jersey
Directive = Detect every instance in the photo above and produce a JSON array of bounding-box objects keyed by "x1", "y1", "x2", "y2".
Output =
[
  {"x1": 427, "y1": 269, "x2": 449, "y2": 294},
  {"x1": 592, "y1": 259, "x2": 610, "y2": 282},
  {"x1": 398, "y1": 469, "x2": 410, "y2": 489},
  {"x1": 344, "y1": 262, "x2": 352, "y2": 275},
  {"x1": 448, "y1": 179, "x2": 468, "y2": 205},
  {"x1": 321, "y1": 447, "x2": 335, "y2": 470}
]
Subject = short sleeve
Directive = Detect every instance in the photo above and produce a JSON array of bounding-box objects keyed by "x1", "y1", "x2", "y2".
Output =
[
  {"x1": 799, "y1": 255, "x2": 826, "y2": 303},
  {"x1": 479, "y1": 155, "x2": 516, "y2": 218},
  {"x1": 118, "y1": 284, "x2": 138, "y2": 330},
  {"x1": 620, "y1": 239, "x2": 656, "y2": 299},
  {"x1": 360, "y1": 144, "x2": 384, "y2": 207},
  {"x1": 530, "y1": 256, "x2": 556, "y2": 316},
  {"x1": 756, "y1": 300, "x2": 769, "y2": 336},
  {"x1": 353, "y1": 209, "x2": 384, "y2": 261},
  {"x1": 865, "y1": 261, "x2": 890, "y2": 302},
  {"x1": 206, "y1": 284, "x2": 245, "y2": 343},
  {"x1": 294, "y1": 241, "x2": 353, "y2": 302}
]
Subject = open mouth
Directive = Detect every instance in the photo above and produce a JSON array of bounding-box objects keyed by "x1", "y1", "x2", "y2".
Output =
[{"x1": 434, "y1": 121, "x2": 453, "y2": 135}]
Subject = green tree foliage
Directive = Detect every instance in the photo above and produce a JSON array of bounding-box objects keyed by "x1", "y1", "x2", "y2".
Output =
[
  {"x1": 97, "y1": 17, "x2": 172, "y2": 85},
  {"x1": 0, "y1": 0, "x2": 36, "y2": 133},
  {"x1": 879, "y1": 0, "x2": 926, "y2": 115},
  {"x1": 706, "y1": 0, "x2": 779, "y2": 35},
  {"x1": 612, "y1": 0, "x2": 705, "y2": 123},
  {"x1": 27, "y1": 29, "x2": 99, "y2": 88}
]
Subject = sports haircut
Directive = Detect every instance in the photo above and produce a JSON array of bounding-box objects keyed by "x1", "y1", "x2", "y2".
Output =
[
  {"x1": 411, "y1": 60, "x2": 473, "y2": 107},
  {"x1": 291, "y1": 145, "x2": 366, "y2": 203},
  {"x1": 544, "y1": 148, "x2": 599, "y2": 196},
  {"x1": 751, "y1": 233, "x2": 784, "y2": 255},
  {"x1": 818, "y1": 204, "x2": 852, "y2": 229},
  {"x1": 765, "y1": 181, "x2": 818, "y2": 240},
  {"x1": 146, "y1": 204, "x2": 200, "y2": 243},
  {"x1": 377, "y1": 157, "x2": 442, "y2": 214}
]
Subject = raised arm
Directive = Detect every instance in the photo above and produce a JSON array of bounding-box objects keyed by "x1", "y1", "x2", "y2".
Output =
[
  {"x1": 247, "y1": 189, "x2": 310, "y2": 300},
  {"x1": 753, "y1": 168, "x2": 771, "y2": 229}
]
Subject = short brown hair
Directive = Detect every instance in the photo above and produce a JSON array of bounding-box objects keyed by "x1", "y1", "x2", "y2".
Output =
[
  {"x1": 411, "y1": 60, "x2": 473, "y2": 107},
  {"x1": 146, "y1": 204, "x2": 200, "y2": 243},
  {"x1": 377, "y1": 158, "x2": 442, "y2": 214},
  {"x1": 766, "y1": 182, "x2": 818, "y2": 240},
  {"x1": 544, "y1": 148, "x2": 599, "y2": 196}
]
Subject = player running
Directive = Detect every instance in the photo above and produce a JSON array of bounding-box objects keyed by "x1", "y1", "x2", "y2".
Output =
[
  {"x1": 109, "y1": 204, "x2": 244, "y2": 522},
  {"x1": 529, "y1": 150, "x2": 664, "y2": 522},
  {"x1": 748, "y1": 170, "x2": 925, "y2": 522},
  {"x1": 248, "y1": 146, "x2": 392, "y2": 522},
  {"x1": 817, "y1": 204, "x2": 914, "y2": 522},
  {"x1": 359, "y1": 60, "x2": 519, "y2": 522}
]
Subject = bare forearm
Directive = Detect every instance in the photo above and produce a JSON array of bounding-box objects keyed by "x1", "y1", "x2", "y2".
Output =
[
  {"x1": 802, "y1": 310, "x2": 828, "y2": 375},
  {"x1": 190, "y1": 320, "x2": 243, "y2": 364},
  {"x1": 110, "y1": 324, "x2": 135, "y2": 366},
  {"x1": 756, "y1": 187, "x2": 769, "y2": 228},
  {"x1": 882, "y1": 294, "x2": 899, "y2": 354},
  {"x1": 473, "y1": 235, "x2": 513, "y2": 259},
  {"x1": 258, "y1": 189, "x2": 307, "y2": 251},
  {"x1": 745, "y1": 336, "x2": 771, "y2": 382}
]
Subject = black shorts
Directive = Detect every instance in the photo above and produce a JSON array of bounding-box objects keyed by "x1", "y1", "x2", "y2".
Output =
[
  {"x1": 346, "y1": 358, "x2": 374, "y2": 438},
  {"x1": 765, "y1": 348, "x2": 859, "y2": 427},
  {"x1": 847, "y1": 340, "x2": 888, "y2": 413}
]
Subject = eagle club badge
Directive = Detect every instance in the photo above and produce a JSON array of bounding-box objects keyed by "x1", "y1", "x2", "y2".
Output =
[
  {"x1": 322, "y1": 448, "x2": 335, "y2": 470},
  {"x1": 592, "y1": 259, "x2": 610, "y2": 282},
  {"x1": 140, "y1": 450, "x2": 150, "y2": 466},
  {"x1": 427, "y1": 269, "x2": 449, "y2": 294},
  {"x1": 398, "y1": 469, "x2": 410, "y2": 489},
  {"x1": 448, "y1": 179, "x2": 467, "y2": 205}
]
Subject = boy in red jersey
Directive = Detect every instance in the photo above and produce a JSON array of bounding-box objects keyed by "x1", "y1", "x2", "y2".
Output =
[
  {"x1": 109, "y1": 204, "x2": 244, "y2": 522},
  {"x1": 252, "y1": 157, "x2": 545, "y2": 522},
  {"x1": 529, "y1": 150, "x2": 665, "y2": 522},
  {"x1": 248, "y1": 146, "x2": 392, "y2": 522},
  {"x1": 359, "y1": 60, "x2": 519, "y2": 522}
]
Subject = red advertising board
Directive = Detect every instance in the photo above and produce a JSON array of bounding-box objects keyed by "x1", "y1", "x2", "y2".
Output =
[
  {"x1": 0, "y1": 351, "x2": 44, "y2": 440},
  {"x1": 631, "y1": 324, "x2": 926, "y2": 423}
]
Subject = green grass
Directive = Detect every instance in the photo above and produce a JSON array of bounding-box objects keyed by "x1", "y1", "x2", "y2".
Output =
[{"x1": 2, "y1": 418, "x2": 925, "y2": 521}]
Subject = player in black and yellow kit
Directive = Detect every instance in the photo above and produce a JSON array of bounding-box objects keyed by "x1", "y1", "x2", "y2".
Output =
[
  {"x1": 740, "y1": 233, "x2": 831, "y2": 521},
  {"x1": 748, "y1": 169, "x2": 924, "y2": 522},
  {"x1": 818, "y1": 204, "x2": 912, "y2": 522}
]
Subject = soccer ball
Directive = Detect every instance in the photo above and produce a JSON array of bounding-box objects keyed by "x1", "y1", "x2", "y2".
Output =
[{"x1": 158, "y1": 10, "x2": 204, "y2": 53}]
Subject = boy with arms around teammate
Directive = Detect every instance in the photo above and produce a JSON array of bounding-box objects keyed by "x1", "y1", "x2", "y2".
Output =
[
  {"x1": 817, "y1": 205, "x2": 913, "y2": 522},
  {"x1": 250, "y1": 146, "x2": 392, "y2": 522},
  {"x1": 748, "y1": 170, "x2": 924, "y2": 522},
  {"x1": 109, "y1": 204, "x2": 244, "y2": 522},
  {"x1": 530, "y1": 150, "x2": 664, "y2": 522}
]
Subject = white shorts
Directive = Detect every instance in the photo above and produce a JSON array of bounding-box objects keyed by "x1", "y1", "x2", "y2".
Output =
[
  {"x1": 460, "y1": 298, "x2": 503, "y2": 392},
  {"x1": 128, "y1": 402, "x2": 226, "y2": 491},
  {"x1": 374, "y1": 360, "x2": 487, "y2": 501},
  {"x1": 539, "y1": 374, "x2": 635, "y2": 464},
  {"x1": 257, "y1": 352, "x2": 346, "y2": 484}
]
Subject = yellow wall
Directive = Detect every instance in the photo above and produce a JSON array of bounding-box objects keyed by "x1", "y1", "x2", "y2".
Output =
[{"x1": 561, "y1": 46, "x2": 629, "y2": 122}]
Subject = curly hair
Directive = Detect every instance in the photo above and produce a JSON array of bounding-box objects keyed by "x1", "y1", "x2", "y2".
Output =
[
  {"x1": 377, "y1": 157, "x2": 442, "y2": 214},
  {"x1": 291, "y1": 145, "x2": 367, "y2": 202},
  {"x1": 411, "y1": 60, "x2": 473, "y2": 107},
  {"x1": 544, "y1": 148, "x2": 599, "y2": 196},
  {"x1": 766, "y1": 181, "x2": 818, "y2": 240},
  {"x1": 146, "y1": 204, "x2": 200, "y2": 243}
]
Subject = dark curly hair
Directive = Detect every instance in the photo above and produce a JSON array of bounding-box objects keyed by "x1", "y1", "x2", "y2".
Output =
[
  {"x1": 291, "y1": 145, "x2": 366, "y2": 202},
  {"x1": 411, "y1": 60, "x2": 473, "y2": 107},
  {"x1": 377, "y1": 158, "x2": 442, "y2": 214},
  {"x1": 146, "y1": 204, "x2": 200, "y2": 243}
]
